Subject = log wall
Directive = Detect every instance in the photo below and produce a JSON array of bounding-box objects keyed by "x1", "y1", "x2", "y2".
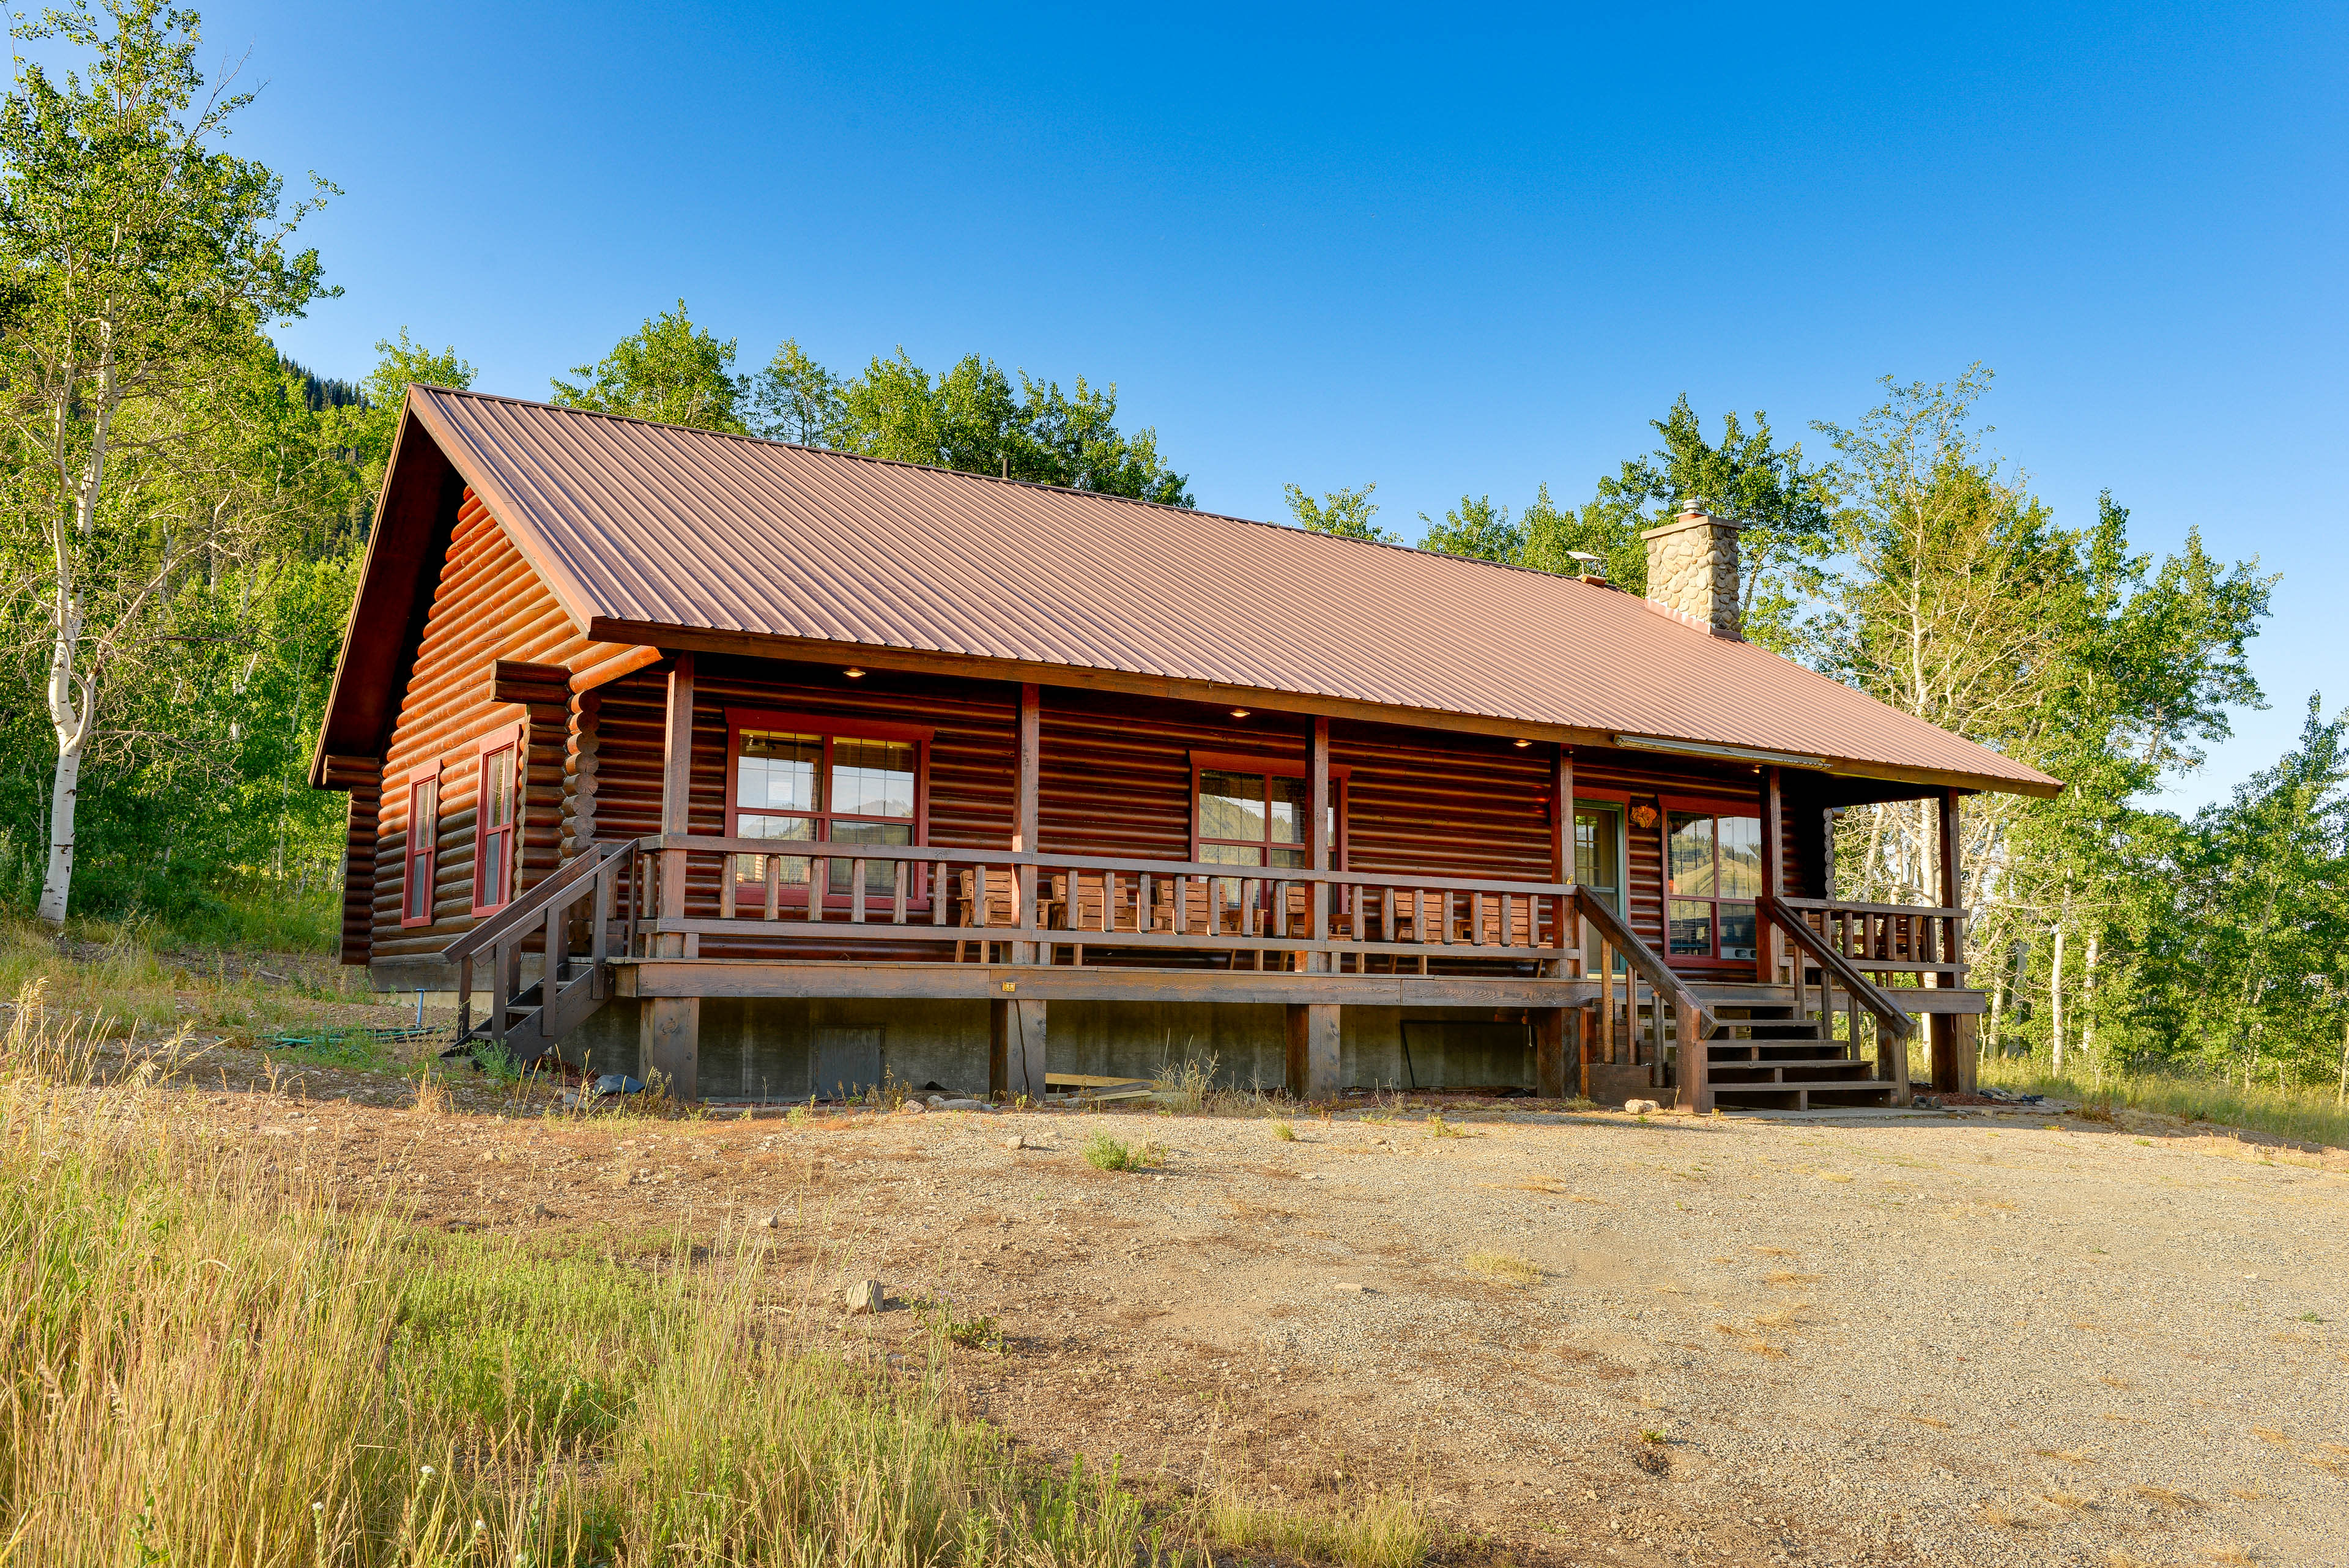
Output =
[{"x1": 369, "y1": 489, "x2": 599, "y2": 965}]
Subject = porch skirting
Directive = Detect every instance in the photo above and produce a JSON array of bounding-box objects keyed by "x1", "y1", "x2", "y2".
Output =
[{"x1": 554, "y1": 991, "x2": 1577, "y2": 1103}]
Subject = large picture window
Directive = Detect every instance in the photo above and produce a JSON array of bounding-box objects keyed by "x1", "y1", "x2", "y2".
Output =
[
  {"x1": 1190, "y1": 751, "x2": 1348, "y2": 925},
  {"x1": 401, "y1": 770, "x2": 439, "y2": 927},
  {"x1": 1190, "y1": 752, "x2": 1347, "y2": 869},
  {"x1": 1666, "y1": 804, "x2": 1762, "y2": 962},
  {"x1": 726, "y1": 711, "x2": 932, "y2": 907},
  {"x1": 470, "y1": 726, "x2": 521, "y2": 916}
]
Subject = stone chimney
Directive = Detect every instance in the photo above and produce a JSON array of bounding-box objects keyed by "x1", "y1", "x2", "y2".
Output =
[{"x1": 1642, "y1": 500, "x2": 1743, "y2": 639}]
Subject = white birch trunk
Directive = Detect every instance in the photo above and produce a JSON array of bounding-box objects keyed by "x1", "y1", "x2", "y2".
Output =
[
  {"x1": 2082, "y1": 932, "x2": 2101, "y2": 1085},
  {"x1": 2049, "y1": 921, "x2": 2067, "y2": 1074},
  {"x1": 37, "y1": 352, "x2": 111, "y2": 929}
]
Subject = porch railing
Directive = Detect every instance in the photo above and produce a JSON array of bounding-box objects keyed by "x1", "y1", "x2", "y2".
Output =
[
  {"x1": 447, "y1": 838, "x2": 633, "y2": 1055},
  {"x1": 625, "y1": 834, "x2": 1580, "y2": 972},
  {"x1": 1572, "y1": 888, "x2": 1719, "y2": 1110},
  {"x1": 1759, "y1": 895, "x2": 1919, "y2": 1106},
  {"x1": 1774, "y1": 896, "x2": 1965, "y2": 987}
]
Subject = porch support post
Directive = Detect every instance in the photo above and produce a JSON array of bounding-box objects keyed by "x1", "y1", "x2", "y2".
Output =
[
  {"x1": 1285, "y1": 1003, "x2": 1339, "y2": 1101},
  {"x1": 1012, "y1": 683, "x2": 1039, "y2": 964},
  {"x1": 1931, "y1": 787, "x2": 1969, "y2": 1093},
  {"x1": 990, "y1": 997, "x2": 1047, "y2": 1101},
  {"x1": 645, "y1": 652, "x2": 699, "y2": 1098},
  {"x1": 1308, "y1": 716, "x2": 1330, "y2": 968},
  {"x1": 1759, "y1": 766, "x2": 1783, "y2": 984},
  {"x1": 1534, "y1": 1006, "x2": 1571, "y2": 1100},
  {"x1": 1551, "y1": 745, "x2": 1575, "y2": 976}
]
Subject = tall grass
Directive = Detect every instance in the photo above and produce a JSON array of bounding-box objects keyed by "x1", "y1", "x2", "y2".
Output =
[
  {"x1": 0, "y1": 917, "x2": 369, "y2": 1036},
  {"x1": 1979, "y1": 1057, "x2": 2349, "y2": 1150},
  {"x1": 0, "y1": 997, "x2": 1430, "y2": 1566}
]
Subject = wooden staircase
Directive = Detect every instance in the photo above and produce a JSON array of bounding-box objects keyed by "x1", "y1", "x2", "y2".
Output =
[{"x1": 1701, "y1": 997, "x2": 1898, "y2": 1110}]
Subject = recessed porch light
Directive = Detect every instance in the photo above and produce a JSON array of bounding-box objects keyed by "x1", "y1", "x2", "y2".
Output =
[
  {"x1": 844, "y1": 667, "x2": 866, "y2": 678},
  {"x1": 1229, "y1": 708, "x2": 1250, "y2": 719}
]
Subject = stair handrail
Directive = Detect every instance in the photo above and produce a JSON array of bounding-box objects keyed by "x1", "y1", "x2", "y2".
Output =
[
  {"x1": 443, "y1": 838, "x2": 634, "y2": 962},
  {"x1": 447, "y1": 839, "x2": 636, "y2": 1053},
  {"x1": 1756, "y1": 895, "x2": 1915, "y2": 1041},
  {"x1": 1570, "y1": 888, "x2": 1716, "y2": 1108}
]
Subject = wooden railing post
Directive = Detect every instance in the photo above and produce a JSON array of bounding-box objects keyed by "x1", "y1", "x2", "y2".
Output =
[{"x1": 1012, "y1": 683, "x2": 1039, "y2": 964}]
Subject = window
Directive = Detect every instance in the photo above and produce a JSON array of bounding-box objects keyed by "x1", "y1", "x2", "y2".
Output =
[
  {"x1": 1190, "y1": 752, "x2": 1348, "y2": 923},
  {"x1": 1666, "y1": 806, "x2": 1762, "y2": 962},
  {"x1": 400, "y1": 770, "x2": 439, "y2": 927},
  {"x1": 471, "y1": 726, "x2": 521, "y2": 915},
  {"x1": 725, "y1": 712, "x2": 931, "y2": 907}
]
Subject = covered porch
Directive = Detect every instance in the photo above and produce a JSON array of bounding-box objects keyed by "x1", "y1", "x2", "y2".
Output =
[{"x1": 444, "y1": 655, "x2": 1981, "y2": 1111}]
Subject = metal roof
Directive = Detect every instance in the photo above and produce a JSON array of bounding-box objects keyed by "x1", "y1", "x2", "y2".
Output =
[{"x1": 327, "y1": 386, "x2": 2058, "y2": 797}]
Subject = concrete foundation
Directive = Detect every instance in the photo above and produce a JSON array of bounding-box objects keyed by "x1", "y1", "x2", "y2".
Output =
[{"x1": 535, "y1": 995, "x2": 1547, "y2": 1099}]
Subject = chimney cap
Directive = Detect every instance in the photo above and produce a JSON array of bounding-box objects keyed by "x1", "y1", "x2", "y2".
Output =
[
  {"x1": 1675, "y1": 496, "x2": 1713, "y2": 518},
  {"x1": 1565, "y1": 551, "x2": 1603, "y2": 567}
]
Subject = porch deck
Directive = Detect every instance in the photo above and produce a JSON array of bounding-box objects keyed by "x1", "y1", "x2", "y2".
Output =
[{"x1": 449, "y1": 833, "x2": 1980, "y2": 1110}]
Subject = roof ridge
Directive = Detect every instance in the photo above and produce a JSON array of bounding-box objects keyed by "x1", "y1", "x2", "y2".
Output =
[{"x1": 407, "y1": 385, "x2": 1605, "y2": 586}]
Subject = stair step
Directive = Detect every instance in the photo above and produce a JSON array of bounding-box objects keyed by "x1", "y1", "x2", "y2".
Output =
[{"x1": 1709, "y1": 1055, "x2": 1865, "y2": 1069}]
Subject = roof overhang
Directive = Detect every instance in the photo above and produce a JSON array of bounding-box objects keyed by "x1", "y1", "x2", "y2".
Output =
[{"x1": 588, "y1": 615, "x2": 2063, "y2": 800}]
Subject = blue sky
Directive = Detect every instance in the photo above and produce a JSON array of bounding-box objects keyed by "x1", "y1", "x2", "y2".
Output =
[{"x1": 142, "y1": 0, "x2": 2345, "y2": 810}]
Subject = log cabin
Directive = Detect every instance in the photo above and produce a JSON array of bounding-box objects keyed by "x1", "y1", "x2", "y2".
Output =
[{"x1": 310, "y1": 387, "x2": 2059, "y2": 1110}]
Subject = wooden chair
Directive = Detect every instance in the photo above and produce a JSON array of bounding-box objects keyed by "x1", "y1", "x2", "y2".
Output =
[{"x1": 952, "y1": 867, "x2": 1018, "y2": 962}]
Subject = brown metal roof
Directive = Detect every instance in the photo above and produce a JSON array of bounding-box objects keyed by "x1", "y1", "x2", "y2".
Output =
[{"x1": 322, "y1": 386, "x2": 2058, "y2": 798}]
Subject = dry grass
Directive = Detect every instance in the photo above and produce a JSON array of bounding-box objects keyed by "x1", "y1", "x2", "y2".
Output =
[
  {"x1": 2203, "y1": 1546, "x2": 2257, "y2": 1564},
  {"x1": 2130, "y1": 1483, "x2": 2205, "y2": 1510},
  {"x1": 412, "y1": 1061, "x2": 453, "y2": 1115},
  {"x1": 2249, "y1": 1425, "x2": 2290, "y2": 1444},
  {"x1": 0, "y1": 994, "x2": 1418, "y2": 1568},
  {"x1": 1902, "y1": 1414, "x2": 1953, "y2": 1429},
  {"x1": 2043, "y1": 1489, "x2": 2091, "y2": 1511},
  {"x1": 2099, "y1": 1374, "x2": 2135, "y2": 1389},
  {"x1": 1817, "y1": 1171, "x2": 1855, "y2": 1183},
  {"x1": 1751, "y1": 1245, "x2": 1794, "y2": 1257},
  {"x1": 1179, "y1": 1485, "x2": 1433, "y2": 1568},
  {"x1": 1765, "y1": 1269, "x2": 1822, "y2": 1286},
  {"x1": 1981, "y1": 1058, "x2": 2349, "y2": 1150},
  {"x1": 1464, "y1": 1251, "x2": 1543, "y2": 1286},
  {"x1": 2035, "y1": 1447, "x2": 2093, "y2": 1464},
  {"x1": 1270, "y1": 1120, "x2": 1297, "y2": 1142}
]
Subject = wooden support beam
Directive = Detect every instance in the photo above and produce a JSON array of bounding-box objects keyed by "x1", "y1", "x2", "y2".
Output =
[
  {"x1": 1759, "y1": 766, "x2": 1784, "y2": 984},
  {"x1": 648, "y1": 653, "x2": 700, "y2": 1096},
  {"x1": 1308, "y1": 716, "x2": 1330, "y2": 965},
  {"x1": 1931, "y1": 787, "x2": 1965, "y2": 1093},
  {"x1": 1285, "y1": 1002, "x2": 1340, "y2": 1101},
  {"x1": 1013, "y1": 683, "x2": 1039, "y2": 963},
  {"x1": 1534, "y1": 1007, "x2": 1570, "y2": 1100},
  {"x1": 990, "y1": 997, "x2": 1047, "y2": 1100},
  {"x1": 642, "y1": 997, "x2": 699, "y2": 1099}
]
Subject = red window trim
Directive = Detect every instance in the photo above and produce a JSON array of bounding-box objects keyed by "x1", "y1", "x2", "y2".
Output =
[
  {"x1": 1660, "y1": 797, "x2": 1765, "y2": 968},
  {"x1": 722, "y1": 708, "x2": 934, "y2": 912},
  {"x1": 469, "y1": 723, "x2": 523, "y2": 918},
  {"x1": 1187, "y1": 751, "x2": 1352, "y2": 871},
  {"x1": 399, "y1": 764, "x2": 442, "y2": 929},
  {"x1": 1659, "y1": 789, "x2": 1766, "y2": 816}
]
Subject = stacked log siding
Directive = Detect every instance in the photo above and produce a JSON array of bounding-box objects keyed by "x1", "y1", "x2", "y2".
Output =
[{"x1": 369, "y1": 489, "x2": 599, "y2": 965}]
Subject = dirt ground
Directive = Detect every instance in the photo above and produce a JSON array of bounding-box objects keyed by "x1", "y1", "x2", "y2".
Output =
[{"x1": 94, "y1": 1001, "x2": 2349, "y2": 1568}]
